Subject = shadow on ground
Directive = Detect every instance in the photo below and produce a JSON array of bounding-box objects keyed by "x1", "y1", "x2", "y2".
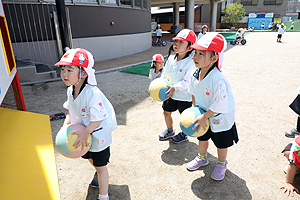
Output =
[{"x1": 86, "y1": 184, "x2": 131, "y2": 200}]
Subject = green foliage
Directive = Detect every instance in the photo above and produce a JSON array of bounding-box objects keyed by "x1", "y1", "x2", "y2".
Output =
[{"x1": 222, "y1": 3, "x2": 246, "y2": 27}]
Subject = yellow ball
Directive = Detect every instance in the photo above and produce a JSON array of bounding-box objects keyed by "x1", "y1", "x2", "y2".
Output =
[
  {"x1": 149, "y1": 78, "x2": 171, "y2": 101},
  {"x1": 180, "y1": 107, "x2": 209, "y2": 137}
]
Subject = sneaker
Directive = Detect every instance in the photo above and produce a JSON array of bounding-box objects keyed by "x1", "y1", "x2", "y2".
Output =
[
  {"x1": 285, "y1": 128, "x2": 300, "y2": 138},
  {"x1": 96, "y1": 193, "x2": 110, "y2": 200},
  {"x1": 283, "y1": 166, "x2": 300, "y2": 175},
  {"x1": 171, "y1": 132, "x2": 188, "y2": 143},
  {"x1": 159, "y1": 129, "x2": 175, "y2": 141},
  {"x1": 90, "y1": 172, "x2": 99, "y2": 188},
  {"x1": 211, "y1": 161, "x2": 228, "y2": 181},
  {"x1": 186, "y1": 156, "x2": 209, "y2": 171}
]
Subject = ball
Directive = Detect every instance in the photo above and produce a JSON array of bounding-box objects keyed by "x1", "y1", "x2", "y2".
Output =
[
  {"x1": 55, "y1": 124, "x2": 92, "y2": 158},
  {"x1": 179, "y1": 107, "x2": 209, "y2": 137},
  {"x1": 149, "y1": 78, "x2": 171, "y2": 101}
]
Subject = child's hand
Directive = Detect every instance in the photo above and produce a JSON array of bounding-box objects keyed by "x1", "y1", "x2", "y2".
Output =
[
  {"x1": 279, "y1": 183, "x2": 299, "y2": 196},
  {"x1": 192, "y1": 114, "x2": 208, "y2": 132},
  {"x1": 72, "y1": 129, "x2": 90, "y2": 150},
  {"x1": 166, "y1": 85, "x2": 175, "y2": 97}
]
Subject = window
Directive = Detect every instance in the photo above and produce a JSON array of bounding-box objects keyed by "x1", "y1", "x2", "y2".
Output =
[
  {"x1": 101, "y1": 0, "x2": 117, "y2": 4},
  {"x1": 286, "y1": 7, "x2": 294, "y2": 12},
  {"x1": 241, "y1": 0, "x2": 252, "y2": 5},
  {"x1": 135, "y1": 0, "x2": 141, "y2": 7},
  {"x1": 75, "y1": 0, "x2": 97, "y2": 2},
  {"x1": 120, "y1": 0, "x2": 131, "y2": 5},
  {"x1": 143, "y1": 0, "x2": 147, "y2": 9},
  {"x1": 264, "y1": 0, "x2": 276, "y2": 4},
  {"x1": 288, "y1": 0, "x2": 295, "y2": 3},
  {"x1": 296, "y1": 6, "x2": 300, "y2": 11}
]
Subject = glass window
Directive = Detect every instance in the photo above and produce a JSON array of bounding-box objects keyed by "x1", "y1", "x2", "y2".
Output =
[
  {"x1": 143, "y1": 0, "x2": 147, "y2": 9},
  {"x1": 135, "y1": 0, "x2": 141, "y2": 7},
  {"x1": 241, "y1": 0, "x2": 252, "y2": 5},
  {"x1": 264, "y1": 0, "x2": 276, "y2": 4},
  {"x1": 101, "y1": 0, "x2": 117, "y2": 4},
  {"x1": 288, "y1": 0, "x2": 295, "y2": 3},
  {"x1": 297, "y1": 7, "x2": 300, "y2": 11},
  {"x1": 120, "y1": 0, "x2": 131, "y2": 5},
  {"x1": 286, "y1": 7, "x2": 294, "y2": 12},
  {"x1": 75, "y1": 0, "x2": 97, "y2": 2}
]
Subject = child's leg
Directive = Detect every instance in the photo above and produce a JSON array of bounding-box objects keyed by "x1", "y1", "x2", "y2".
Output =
[
  {"x1": 217, "y1": 148, "x2": 228, "y2": 162},
  {"x1": 186, "y1": 141, "x2": 209, "y2": 170},
  {"x1": 164, "y1": 111, "x2": 173, "y2": 129},
  {"x1": 88, "y1": 159, "x2": 109, "y2": 200},
  {"x1": 283, "y1": 150, "x2": 290, "y2": 159}
]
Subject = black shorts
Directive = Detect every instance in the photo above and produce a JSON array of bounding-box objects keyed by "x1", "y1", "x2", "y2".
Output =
[
  {"x1": 277, "y1": 34, "x2": 282, "y2": 38},
  {"x1": 162, "y1": 98, "x2": 192, "y2": 114},
  {"x1": 156, "y1": 36, "x2": 162, "y2": 39},
  {"x1": 236, "y1": 36, "x2": 241, "y2": 40},
  {"x1": 82, "y1": 146, "x2": 110, "y2": 167},
  {"x1": 289, "y1": 94, "x2": 300, "y2": 115},
  {"x1": 197, "y1": 123, "x2": 239, "y2": 148}
]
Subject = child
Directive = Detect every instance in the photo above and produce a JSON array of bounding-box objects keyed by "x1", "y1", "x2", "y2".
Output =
[
  {"x1": 288, "y1": 22, "x2": 294, "y2": 32},
  {"x1": 149, "y1": 54, "x2": 165, "y2": 82},
  {"x1": 186, "y1": 32, "x2": 238, "y2": 181},
  {"x1": 159, "y1": 29, "x2": 197, "y2": 143},
  {"x1": 235, "y1": 28, "x2": 243, "y2": 43},
  {"x1": 280, "y1": 135, "x2": 300, "y2": 196},
  {"x1": 268, "y1": 22, "x2": 273, "y2": 31},
  {"x1": 197, "y1": 25, "x2": 208, "y2": 41},
  {"x1": 285, "y1": 85, "x2": 300, "y2": 138},
  {"x1": 277, "y1": 23, "x2": 286, "y2": 43},
  {"x1": 55, "y1": 48, "x2": 117, "y2": 200},
  {"x1": 155, "y1": 25, "x2": 163, "y2": 44},
  {"x1": 261, "y1": 22, "x2": 265, "y2": 30}
]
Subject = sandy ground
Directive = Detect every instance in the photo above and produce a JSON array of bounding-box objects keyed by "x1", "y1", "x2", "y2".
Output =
[{"x1": 20, "y1": 32, "x2": 300, "y2": 200}]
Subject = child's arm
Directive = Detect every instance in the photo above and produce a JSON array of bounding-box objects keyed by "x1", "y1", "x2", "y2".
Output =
[
  {"x1": 192, "y1": 95, "x2": 196, "y2": 107},
  {"x1": 62, "y1": 111, "x2": 71, "y2": 127},
  {"x1": 72, "y1": 120, "x2": 102, "y2": 150},
  {"x1": 279, "y1": 163, "x2": 299, "y2": 196},
  {"x1": 192, "y1": 110, "x2": 216, "y2": 131}
]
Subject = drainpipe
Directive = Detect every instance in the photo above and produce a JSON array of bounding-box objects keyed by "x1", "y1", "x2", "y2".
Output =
[{"x1": 55, "y1": 0, "x2": 71, "y2": 52}]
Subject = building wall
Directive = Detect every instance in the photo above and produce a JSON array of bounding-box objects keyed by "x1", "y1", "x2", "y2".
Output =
[{"x1": 236, "y1": 0, "x2": 288, "y2": 17}]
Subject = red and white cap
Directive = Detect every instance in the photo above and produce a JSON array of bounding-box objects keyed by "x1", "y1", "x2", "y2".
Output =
[
  {"x1": 152, "y1": 54, "x2": 165, "y2": 63},
  {"x1": 55, "y1": 48, "x2": 97, "y2": 86},
  {"x1": 291, "y1": 136, "x2": 300, "y2": 168},
  {"x1": 191, "y1": 32, "x2": 227, "y2": 72},
  {"x1": 172, "y1": 29, "x2": 197, "y2": 44}
]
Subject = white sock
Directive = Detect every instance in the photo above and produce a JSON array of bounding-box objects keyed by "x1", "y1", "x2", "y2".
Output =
[{"x1": 99, "y1": 193, "x2": 109, "y2": 200}]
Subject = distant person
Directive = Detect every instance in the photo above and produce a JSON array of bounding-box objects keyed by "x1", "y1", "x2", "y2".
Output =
[
  {"x1": 197, "y1": 25, "x2": 208, "y2": 41},
  {"x1": 285, "y1": 85, "x2": 300, "y2": 138},
  {"x1": 261, "y1": 22, "x2": 265, "y2": 30},
  {"x1": 186, "y1": 32, "x2": 239, "y2": 181},
  {"x1": 280, "y1": 135, "x2": 300, "y2": 196},
  {"x1": 155, "y1": 24, "x2": 163, "y2": 44},
  {"x1": 149, "y1": 54, "x2": 165, "y2": 82},
  {"x1": 277, "y1": 23, "x2": 286, "y2": 43},
  {"x1": 235, "y1": 28, "x2": 244, "y2": 43},
  {"x1": 276, "y1": 22, "x2": 280, "y2": 31},
  {"x1": 288, "y1": 22, "x2": 294, "y2": 32},
  {"x1": 268, "y1": 22, "x2": 274, "y2": 31},
  {"x1": 159, "y1": 29, "x2": 197, "y2": 143}
]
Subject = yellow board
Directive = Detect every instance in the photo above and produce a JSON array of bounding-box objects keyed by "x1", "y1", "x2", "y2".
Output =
[{"x1": 0, "y1": 107, "x2": 60, "y2": 200}]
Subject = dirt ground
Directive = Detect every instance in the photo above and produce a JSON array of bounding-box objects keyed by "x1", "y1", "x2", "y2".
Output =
[{"x1": 21, "y1": 31, "x2": 300, "y2": 200}]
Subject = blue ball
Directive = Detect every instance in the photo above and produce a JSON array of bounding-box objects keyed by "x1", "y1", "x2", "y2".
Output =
[
  {"x1": 179, "y1": 107, "x2": 209, "y2": 137},
  {"x1": 149, "y1": 78, "x2": 171, "y2": 101}
]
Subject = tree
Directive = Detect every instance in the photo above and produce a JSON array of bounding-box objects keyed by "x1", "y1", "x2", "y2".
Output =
[{"x1": 222, "y1": 3, "x2": 245, "y2": 27}]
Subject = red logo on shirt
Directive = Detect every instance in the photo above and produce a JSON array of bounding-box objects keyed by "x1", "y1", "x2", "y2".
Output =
[
  {"x1": 81, "y1": 108, "x2": 86, "y2": 112},
  {"x1": 179, "y1": 69, "x2": 182, "y2": 72},
  {"x1": 206, "y1": 92, "x2": 209, "y2": 95}
]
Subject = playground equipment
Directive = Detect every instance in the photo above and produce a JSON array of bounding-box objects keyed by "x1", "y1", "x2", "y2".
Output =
[{"x1": 0, "y1": 1, "x2": 60, "y2": 199}]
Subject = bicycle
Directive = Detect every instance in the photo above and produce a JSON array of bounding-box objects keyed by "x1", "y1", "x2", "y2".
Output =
[{"x1": 152, "y1": 40, "x2": 167, "y2": 47}]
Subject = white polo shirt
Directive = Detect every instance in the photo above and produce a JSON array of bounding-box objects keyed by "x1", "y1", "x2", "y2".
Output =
[
  {"x1": 161, "y1": 54, "x2": 196, "y2": 102},
  {"x1": 189, "y1": 67, "x2": 235, "y2": 132},
  {"x1": 64, "y1": 84, "x2": 117, "y2": 152}
]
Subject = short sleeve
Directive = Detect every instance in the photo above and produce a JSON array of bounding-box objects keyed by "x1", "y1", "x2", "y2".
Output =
[
  {"x1": 188, "y1": 76, "x2": 195, "y2": 96},
  {"x1": 89, "y1": 92, "x2": 109, "y2": 122},
  {"x1": 63, "y1": 101, "x2": 69, "y2": 110},
  {"x1": 209, "y1": 79, "x2": 228, "y2": 113}
]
